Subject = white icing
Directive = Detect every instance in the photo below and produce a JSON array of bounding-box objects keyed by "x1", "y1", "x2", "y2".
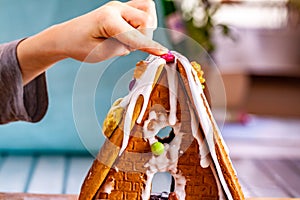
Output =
[
  {"x1": 173, "y1": 52, "x2": 213, "y2": 149},
  {"x1": 118, "y1": 56, "x2": 166, "y2": 155},
  {"x1": 142, "y1": 112, "x2": 186, "y2": 200},
  {"x1": 173, "y1": 172, "x2": 186, "y2": 200},
  {"x1": 165, "y1": 62, "x2": 178, "y2": 126},
  {"x1": 114, "y1": 52, "x2": 235, "y2": 199},
  {"x1": 114, "y1": 166, "x2": 119, "y2": 173},
  {"x1": 121, "y1": 94, "x2": 140, "y2": 155},
  {"x1": 189, "y1": 103, "x2": 210, "y2": 168},
  {"x1": 100, "y1": 177, "x2": 114, "y2": 194},
  {"x1": 173, "y1": 52, "x2": 233, "y2": 200},
  {"x1": 210, "y1": 162, "x2": 226, "y2": 200},
  {"x1": 174, "y1": 52, "x2": 230, "y2": 153},
  {"x1": 143, "y1": 170, "x2": 155, "y2": 200},
  {"x1": 143, "y1": 110, "x2": 168, "y2": 144}
]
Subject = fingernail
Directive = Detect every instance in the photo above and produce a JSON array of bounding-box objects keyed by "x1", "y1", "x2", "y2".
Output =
[
  {"x1": 152, "y1": 41, "x2": 169, "y2": 55},
  {"x1": 124, "y1": 50, "x2": 131, "y2": 56},
  {"x1": 154, "y1": 46, "x2": 168, "y2": 55},
  {"x1": 159, "y1": 47, "x2": 169, "y2": 55}
]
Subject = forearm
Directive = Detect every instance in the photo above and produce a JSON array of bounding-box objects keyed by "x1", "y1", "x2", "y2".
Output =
[{"x1": 17, "y1": 25, "x2": 67, "y2": 85}]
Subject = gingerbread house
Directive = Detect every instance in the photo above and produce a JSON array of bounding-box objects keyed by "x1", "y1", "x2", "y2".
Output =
[{"x1": 79, "y1": 52, "x2": 244, "y2": 200}]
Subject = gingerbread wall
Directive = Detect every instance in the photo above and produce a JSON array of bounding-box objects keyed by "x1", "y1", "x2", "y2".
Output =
[
  {"x1": 95, "y1": 134, "x2": 151, "y2": 200},
  {"x1": 94, "y1": 70, "x2": 219, "y2": 200}
]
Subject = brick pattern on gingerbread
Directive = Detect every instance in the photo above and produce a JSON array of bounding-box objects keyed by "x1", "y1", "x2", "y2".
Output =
[
  {"x1": 93, "y1": 71, "x2": 219, "y2": 200},
  {"x1": 79, "y1": 53, "x2": 245, "y2": 200}
]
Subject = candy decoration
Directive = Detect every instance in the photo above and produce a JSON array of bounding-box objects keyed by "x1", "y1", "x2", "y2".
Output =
[
  {"x1": 102, "y1": 98, "x2": 124, "y2": 138},
  {"x1": 161, "y1": 51, "x2": 175, "y2": 63},
  {"x1": 191, "y1": 61, "x2": 206, "y2": 89},
  {"x1": 134, "y1": 61, "x2": 148, "y2": 79},
  {"x1": 129, "y1": 78, "x2": 136, "y2": 91},
  {"x1": 151, "y1": 141, "x2": 165, "y2": 156}
]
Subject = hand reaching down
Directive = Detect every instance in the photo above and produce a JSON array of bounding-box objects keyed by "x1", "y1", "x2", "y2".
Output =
[{"x1": 17, "y1": 0, "x2": 168, "y2": 84}]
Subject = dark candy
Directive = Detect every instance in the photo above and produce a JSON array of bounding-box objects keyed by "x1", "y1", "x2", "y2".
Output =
[{"x1": 129, "y1": 78, "x2": 136, "y2": 91}]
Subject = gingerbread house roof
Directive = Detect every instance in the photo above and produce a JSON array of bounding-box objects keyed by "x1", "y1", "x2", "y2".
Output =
[{"x1": 79, "y1": 52, "x2": 244, "y2": 200}]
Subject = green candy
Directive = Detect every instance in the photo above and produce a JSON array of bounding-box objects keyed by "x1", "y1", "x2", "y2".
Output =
[{"x1": 151, "y1": 142, "x2": 165, "y2": 156}]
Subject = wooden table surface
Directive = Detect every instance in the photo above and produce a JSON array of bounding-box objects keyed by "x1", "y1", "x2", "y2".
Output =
[
  {"x1": 0, "y1": 193, "x2": 300, "y2": 200},
  {"x1": 1, "y1": 117, "x2": 300, "y2": 199}
]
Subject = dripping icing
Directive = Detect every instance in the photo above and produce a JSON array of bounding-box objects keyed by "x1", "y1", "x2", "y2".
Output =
[
  {"x1": 119, "y1": 57, "x2": 166, "y2": 154},
  {"x1": 142, "y1": 109, "x2": 186, "y2": 200},
  {"x1": 189, "y1": 103, "x2": 210, "y2": 168},
  {"x1": 116, "y1": 52, "x2": 234, "y2": 200},
  {"x1": 173, "y1": 52, "x2": 233, "y2": 200},
  {"x1": 165, "y1": 62, "x2": 178, "y2": 126}
]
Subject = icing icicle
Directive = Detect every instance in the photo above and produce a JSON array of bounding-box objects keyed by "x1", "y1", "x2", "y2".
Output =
[
  {"x1": 115, "y1": 52, "x2": 233, "y2": 200},
  {"x1": 119, "y1": 56, "x2": 166, "y2": 155},
  {"x1": 189, "y1": 103, "x2": 211, "y2": 168},
  {"x1": 165, "y1": 62, "x2": 178, "y2": 126},
  {"x1": 173, "y1": 52, "x2": 233, "y2": 200},
  {"x1": 142, "y1": 114, "x2": 186, "y2": 200}
]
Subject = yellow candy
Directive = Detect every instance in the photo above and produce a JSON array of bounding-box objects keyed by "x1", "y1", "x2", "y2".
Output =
[
  {"x1": 191, "y1": 61, "x2": 206, "y2": 87},
  {"x1": 102, "y1": 98, "x2": 124, "y2": 138}
]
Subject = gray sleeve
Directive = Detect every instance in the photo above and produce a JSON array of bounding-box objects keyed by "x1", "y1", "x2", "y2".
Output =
[{"x1": 0, "y1": 39, "x2": 48, "y2": 124}]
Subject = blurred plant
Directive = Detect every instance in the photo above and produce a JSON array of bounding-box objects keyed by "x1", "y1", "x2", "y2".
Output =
[
  {"x1": 172, "y1": 0, "x2": 231, "y2": 53},
  {"x1": 287, "y1": 0, "x2": 300, "y2": 27},
  {"x1": 289, "y1": 0, "x2": 300, "y2": 10}
]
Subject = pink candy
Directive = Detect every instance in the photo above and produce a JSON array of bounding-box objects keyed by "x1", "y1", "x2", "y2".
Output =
[{"x1": 161, "y1": 51, "x2": 175, "y2": 63}]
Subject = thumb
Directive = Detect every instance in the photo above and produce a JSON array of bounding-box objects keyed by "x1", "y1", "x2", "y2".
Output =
[{"x1": 114, "y1": 28, "x2": 168, "y2": 56}]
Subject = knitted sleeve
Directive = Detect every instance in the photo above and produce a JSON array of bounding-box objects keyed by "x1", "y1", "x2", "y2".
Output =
[{"x1": 0, "y1": 39, "x2": 48, "y2": 124}]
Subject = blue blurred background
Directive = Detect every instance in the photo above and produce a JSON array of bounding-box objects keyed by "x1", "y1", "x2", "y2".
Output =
[{"x1": 0, "y1": 0, "x2": 171, "y2": 154}]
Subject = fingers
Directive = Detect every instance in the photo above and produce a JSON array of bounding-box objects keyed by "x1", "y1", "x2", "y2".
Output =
[
  {"x1": 101, "y1": 13, "x2": 167, "y2": 55},
  {"x1": 98, "y1": 1, "x2": 167, "y2": 55},
  {"x1": 126, "y1": 0, "x2": 157, "y2": 28},
  {"x1": 126, "y1": 0, "x2": 154, "y2": 12},
  {"x1": 114, "y1": 27, "x2": 167, "y2": 55},
  {"x1": 120, "y1": 4, "x2": 152, "y2": 29},
  {"x1": 53, "y1": 0, "x2": 167, "y2": 64},
  {"x1": 85, "y1": 38, "x2": 131, "y2": 62},
  {"x1": 120, "y1": 3, "x2": 155, "y2": 39}
]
